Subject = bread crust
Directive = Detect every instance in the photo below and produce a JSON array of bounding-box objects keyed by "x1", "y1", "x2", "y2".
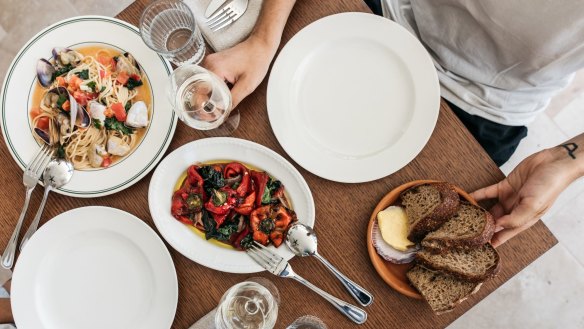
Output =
[
  {"x1": 421, "y1": 202, "x2": 496, "y2": 253},
  {"x1": 415, "y1": 243, "x2": 501, "y2": 283},
  {"x1": 403, "y1": 183, "x2": 460, "y2": 242}
]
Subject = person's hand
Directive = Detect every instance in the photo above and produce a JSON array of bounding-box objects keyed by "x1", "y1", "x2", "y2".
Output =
[
  {"x1": 471, "y1": 148, "x2": 579, "y2": 247},
  {"x1": 203, "y1": 35, "x2": 277, "y2": 109}
]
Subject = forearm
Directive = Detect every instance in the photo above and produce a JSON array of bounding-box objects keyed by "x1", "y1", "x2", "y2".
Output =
[
  {"x1": 547, "y1": 133, "x2": 584, "y2": 181},
  {"x1": 250, "y1": 0, "x2": 297, "y2": 52}
]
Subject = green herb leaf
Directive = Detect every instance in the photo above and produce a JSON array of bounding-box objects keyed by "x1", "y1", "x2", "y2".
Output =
[
  {"x1": 186, "y1": 194, "x2": 202, "y2": 211},
  {"x1": 211, "y1": 189, "x2": 227, "y2": 206},
  {"x1": 56, "y1": 94, "x2": 68, "y2": 110},
  {"x1": 199, "y1": 166, "x2": 225, "y2": 196},
  {"x1": 104, "y1": 117, "x2": 134, "y2": 135},
  {"x1": 240, "y1": 234, "x2": 254, "y2": 249},
  {"x1": 93, "y1": 119, "x2": 102, "y2": 129},
  {"x1": 126, "y1": 77, "x2": 143, "y2": 90},
  {"x1": 75, "y1": 69, "x2": 89, "y2": 80},
  {"x1": 56, "y1": 144, "x2": 66, "y2": 159},
  {"x1": 124, "y1": 101, "x2": 132, "y2": 112},
  {"x1": 87, "y1": 81, "x2": 97, "y2": 92},
  {"x1": 100, "y1": 86, "x2": 106, "y2": 92},
  {"x1": 52, "y1": 64, "x2": 73, "y2": 80}
]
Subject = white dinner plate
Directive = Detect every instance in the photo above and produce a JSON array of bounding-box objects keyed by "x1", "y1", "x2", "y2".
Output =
[
  {"x1": 267, "y1": 13, "x2": 440, "y2": 183},
  {"x1": 11, "y1": 206, "x2": 178, "y2": 329},
  {"x1": 0, "y1": 16, "x2": 177, "y2": 197},
  {"x1": 149, "y1": 137, "x2": 315, "y2": 273}
]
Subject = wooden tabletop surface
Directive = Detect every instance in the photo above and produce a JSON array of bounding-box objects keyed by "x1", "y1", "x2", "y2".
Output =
[{"x1": 0, "y1": 0, "x2": 557, "y2": 328}]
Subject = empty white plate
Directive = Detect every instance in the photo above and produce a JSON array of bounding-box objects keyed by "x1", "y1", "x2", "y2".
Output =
[
  {"x1": 11, "y1": 207, "x2": 178, "y2": 329},
  {"x1": 267, "y1": 13, "x2": 440, "y2": 183}
]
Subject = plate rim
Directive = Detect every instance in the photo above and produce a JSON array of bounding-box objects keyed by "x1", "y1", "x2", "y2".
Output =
[
  {"x1": 366, "y1": 179, "x2": 478, "y2": 299},
  {"x1": 267, "y1": 12, "x2": 440, "y2": 183},
  {"x1": 148, "y1": 137, "x2": 316, "y2": 274},
  {"x1": 11, "y1": 205, "x2": 178, "y2": 329},
  {"x1": 0, "y1": 15, "x2": 177, "y2": 197}
]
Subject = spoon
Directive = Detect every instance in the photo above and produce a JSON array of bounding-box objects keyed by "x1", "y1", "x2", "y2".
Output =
[
  {"x1": 285, "y1": 223, "x2": 374, "y2": 307},
  {"x1": 19, "y1": 158, "x2": 74, "y2": 250}
]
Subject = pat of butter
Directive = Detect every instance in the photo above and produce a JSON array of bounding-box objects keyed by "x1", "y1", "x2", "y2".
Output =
[{"x1": 377, "y1": 206, "x2": 414, "y2": 251}]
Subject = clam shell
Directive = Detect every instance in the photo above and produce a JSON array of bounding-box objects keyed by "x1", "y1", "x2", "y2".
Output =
[{"x1": 36, "y1": 59, "x2": 55, "y2": 87}]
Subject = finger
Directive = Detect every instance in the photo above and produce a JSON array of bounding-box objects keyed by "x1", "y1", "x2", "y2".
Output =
[
  {"x1": 495, "y1": 202, "x2": 537, "y2": 229},
  {"x1": 230, "y1": 76, "x2": 255, "y2": 109},
  {"x1": 491, "y1": 221, "x2": 532, "y2": 247},
  {"x1": 470, "y1": 183, "x2": 500, "y2": 202},
  {"x1": 489, "y1": 202, "x2": 506, "y2": 220}
]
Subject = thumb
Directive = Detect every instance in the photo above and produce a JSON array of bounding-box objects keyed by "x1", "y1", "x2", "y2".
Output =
[
  {"x1": 470, "y1": 182, "x2": 500, "y2": 202},
  {"x1": 495, "y1": 202, "x2": 535, "y2": 229},
  {"x1": 230, "y1": 75, "x2": 255, "y2": 109}
]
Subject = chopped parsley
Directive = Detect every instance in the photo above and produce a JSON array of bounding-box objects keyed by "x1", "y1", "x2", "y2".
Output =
[
  {"x1": 126, "y1": 77, "x2": 143, "y2": 90},
  {"x1": 52, "y1": 64, "x2": 73, "y2": 80},
  {"x1": 104, "y1": 117, "x2": 134, "y2": 135},
  {"x1": 75, "y1": 69, "x2": 89, "y2": 80},
  {"x1": 87, "y1": 81, "x2": 97, "y2": 92},
  {"x1": 93, "y1": 119, "x2": 102, "y2": 129}
]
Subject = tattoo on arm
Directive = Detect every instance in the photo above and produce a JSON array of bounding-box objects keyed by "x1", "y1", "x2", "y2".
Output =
[{"x1": 560, "y1": 143, "x2": 578, "y2": 159}]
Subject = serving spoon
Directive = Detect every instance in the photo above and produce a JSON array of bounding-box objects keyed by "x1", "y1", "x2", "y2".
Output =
[
  {"x1": 20, "y1": 158, "x2": 74, "y2": 250},
  {"x1": 285, "y1": 223, "x2": 374, "y2": 306}
]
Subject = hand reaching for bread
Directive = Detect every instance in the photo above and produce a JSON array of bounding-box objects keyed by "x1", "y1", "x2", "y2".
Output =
[{"x1": 471, "y1": 135, "x2": 584, "y2": 247}]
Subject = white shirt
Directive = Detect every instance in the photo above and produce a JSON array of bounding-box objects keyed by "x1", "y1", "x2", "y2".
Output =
[{"x1": 382, "y1": 0, "x2": 584, "y2": 126}]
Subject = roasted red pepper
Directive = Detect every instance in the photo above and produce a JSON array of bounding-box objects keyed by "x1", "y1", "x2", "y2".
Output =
[
  {"x1": 224, "y1": 162, "x2": 251, "y2": 197},
  {"x1": 234, "y1": 191, "x2": 256, "y2": 215},
  {"x1": 212, "y1": 212, "x2": 229, "y2": 228},
  {"x1": 186, "y1": 165, "x2": 204, "y2": 189},
  {"x1": 250, "y1": 170, "x2": 269, "y2": 207}
]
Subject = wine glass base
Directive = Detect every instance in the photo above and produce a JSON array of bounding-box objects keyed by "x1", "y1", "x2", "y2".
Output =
[{"x1": 202, "y1": 109, "x2": 241, "y2": 137}]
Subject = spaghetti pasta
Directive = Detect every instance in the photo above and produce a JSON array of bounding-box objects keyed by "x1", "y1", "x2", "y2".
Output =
[{"x1": 30, "y1": 46, "x2": 151, "y2": 170}]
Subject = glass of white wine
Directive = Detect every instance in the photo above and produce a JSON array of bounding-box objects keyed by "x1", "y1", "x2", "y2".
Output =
[
  {"x1": 168, "y1": 64, "x2": 240, "y2": 136},
  {"x1": 215, "y1": 277, "x2": 280, "y2": 329}
]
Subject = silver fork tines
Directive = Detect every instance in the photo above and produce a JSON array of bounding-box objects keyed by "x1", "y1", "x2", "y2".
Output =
[
  {"x1": 1, "y1": 144, "x2": 53, "y2": 269},
  {"x1": 205, "y1": 0, "x2": 249, "y2": 32},
  {"x1": 246, "y1": 242, "x2": 368, "y2": 324}
]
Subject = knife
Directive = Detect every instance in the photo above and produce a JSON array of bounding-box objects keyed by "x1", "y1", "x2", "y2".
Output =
[{"x1": 205, "y1": 0, "x2": 230, "y2": 18}]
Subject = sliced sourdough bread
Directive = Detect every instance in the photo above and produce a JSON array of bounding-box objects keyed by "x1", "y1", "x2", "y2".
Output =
[
  {"x1": 407, "y1": 265, "x2": 482, "y2": 314},
  {"x1": 400, "y1": 183, "x2": 460, "y2": 242},
  {"x1": 415, "y1": 243, "x2": 500, "y2": 282},
  {"x1": 422, "y1": 201, "x2": 495, "y2": 253}
]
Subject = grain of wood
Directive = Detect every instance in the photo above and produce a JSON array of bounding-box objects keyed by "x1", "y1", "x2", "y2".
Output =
[{"x1": 0, "y1": 1, "x2": 556, "y2": 328}]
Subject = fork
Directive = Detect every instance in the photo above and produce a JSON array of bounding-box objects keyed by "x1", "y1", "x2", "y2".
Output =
[
  {"x1": 206, "y1": 0, "x2": 249, "y2": 32},
  {"x1": 247, "y1": 242, "x2": 367, "y2": 324},
  {"x1": 1, "y1": 144, "x2": 53, "y2": 269}
]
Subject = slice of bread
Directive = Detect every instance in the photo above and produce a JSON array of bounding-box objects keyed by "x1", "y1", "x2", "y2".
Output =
[
  {"x1": 401, "y1": 183, "x2": 460, "y2": 242},
  {"x1": 407, "y1": 265, "x2": 482, "y2": 314},
  {"x1": 416, "y1": 243, "x2": 500, "y2": 282},
  {"x1": 422, "y1": 201, "x2": 495, "y2": 253}
]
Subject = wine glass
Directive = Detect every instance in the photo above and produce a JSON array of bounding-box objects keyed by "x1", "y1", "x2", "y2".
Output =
[
  {"x1": 168, "y1": 64, "x2": 240, "y2": 136},
  {"x1": 214, "y1": 277, "x2": 280, "y2": 329},
  {"x1": 286, "y1": 315, "x2": 328, "y2": 329}
]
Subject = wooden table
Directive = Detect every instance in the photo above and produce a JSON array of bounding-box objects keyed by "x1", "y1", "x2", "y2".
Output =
[{"x1": 0, "y1": 0, "x2": 557, "y2": 328}]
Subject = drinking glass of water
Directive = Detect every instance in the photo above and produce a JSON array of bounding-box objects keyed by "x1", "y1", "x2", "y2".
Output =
[
  {"x1": 139, "y1": 0, "x2": 205, "y2": 65},
  {"x1": 168, "y1": 64, "x2": 240, "y2": 135},
  {"x1": 215, "y1": 277, "x2": 280, "y2": 329}
]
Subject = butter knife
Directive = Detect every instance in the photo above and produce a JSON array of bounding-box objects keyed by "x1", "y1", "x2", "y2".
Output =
[{"x1": 205, "y1": 0, "x2": 229, "y2": 18}]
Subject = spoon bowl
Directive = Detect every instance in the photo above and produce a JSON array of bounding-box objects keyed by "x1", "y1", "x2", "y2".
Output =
[{"x1": 285, "y1": 223, "x2": 374, "y2": 306}]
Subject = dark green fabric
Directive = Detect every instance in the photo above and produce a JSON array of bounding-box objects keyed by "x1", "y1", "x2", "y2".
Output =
[{"x1": 447, "y1": 100, "x2": 528, "y2": 166}]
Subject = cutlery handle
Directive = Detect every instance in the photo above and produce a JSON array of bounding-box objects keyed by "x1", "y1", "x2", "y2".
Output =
[
  {"x1": 1, "y1": 187, "x2": 34, "y2": 269},
  {"x1": 314, "y1": 252, "x2": 374, "y2": 306},
  {"x1": 292, "y1": 274, "x2": 367, "y2": 324},
  {"x1": 20, "y1": 186, "x2": 51, "y2": 251}
]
